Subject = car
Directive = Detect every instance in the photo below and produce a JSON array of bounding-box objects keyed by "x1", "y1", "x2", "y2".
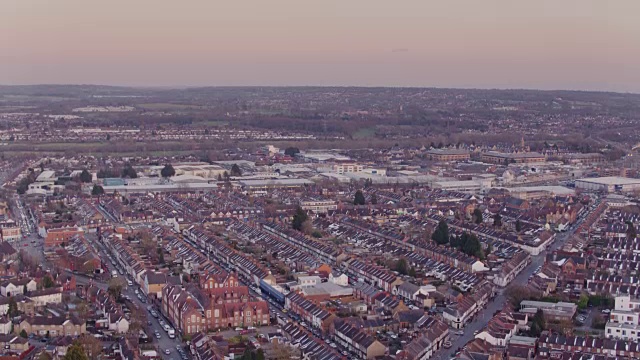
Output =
[
  {"x1": 23, "y1": 243, "x2": 28, "y2": 247},
  {"x1": 602, "y1": 309, "x2": 611, "y2": 314},
  {"x1": 176, "y1": 345, "x2": 182, "y2": 351},
  {"x1": 155, "y1": 333, "x2": 161, "y2": 339},
  {"x1": 329, "y1": 342, "x2": 337, "y2": 348},
  {"x1": 147, "y1": 320, "x2": 152, "y2": 326},
  {"x1": 165, "y1": 349, "x2": 171, "y2": 355},
  {"x1": 444, "y1": 342, "x2": 452, "y2": 349}
]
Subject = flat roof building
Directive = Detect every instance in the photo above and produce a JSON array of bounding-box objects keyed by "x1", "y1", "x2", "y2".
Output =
[
  {"x1": 426, "y1": 149, "x2": 471, "y2": 162},
  {"x1": 520, "y1": 300, "x2": 577, "y2": 321},
  {"x1": 481, "y1": 151, "x2": 545, "y2": 165},
  {"x1": 575, "y1": 177, "x2": 640, "y2": 193}
]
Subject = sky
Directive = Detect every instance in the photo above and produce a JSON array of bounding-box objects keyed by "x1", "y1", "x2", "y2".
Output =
[{"x1": 2, "y1": 0, "x2": 640, "y2": 92}]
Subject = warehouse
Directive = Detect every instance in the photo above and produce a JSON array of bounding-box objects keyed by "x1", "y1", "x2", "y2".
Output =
[{"x1": 575, "y1": 177, "x2": 640, "y2": 193}]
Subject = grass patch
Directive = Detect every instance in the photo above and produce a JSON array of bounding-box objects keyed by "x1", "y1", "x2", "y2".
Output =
[{"x1": 353, "y1": 127, "x2": 377, "y2": 139}]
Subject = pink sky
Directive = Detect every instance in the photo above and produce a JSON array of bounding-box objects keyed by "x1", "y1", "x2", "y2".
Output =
[{"x1": 2, "y1": 0, "x2": 639, "y2": 92}]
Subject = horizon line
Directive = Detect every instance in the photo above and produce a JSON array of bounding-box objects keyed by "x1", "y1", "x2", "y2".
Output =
[{"x1": 1, "y1": 83, "x2": 638, "y2": 95}]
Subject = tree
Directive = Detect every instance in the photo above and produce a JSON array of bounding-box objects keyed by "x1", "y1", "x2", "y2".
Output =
[
  {"x1": 77, "y1": 302, "x2": 90, "y2": 322},
  {"x1": 157, "y1": 247, "x2": 165, "y2": 264},
  {"x1": 461, "y1": 234, "x2": 484, "y2": 259},
  {"x1": 431, "y1": 220, "x2": 449, "y2": 245},
  {"x1": 284, "y1": 147, "x2": 300, "y2": 157},
  {"x1": 577, "y1": 294, "x2": 589, "y2": 310},
  {"x1": 255, "y1": 349, "x2": 265, "y2": 360},
  {"x1": 63, "y1": 343, "x2": 89, "y2": 360},
  {"x1": 530, "y1": 309, "x2": 546, "y2": 337},
  {"x1": 20, "y1": 329, "x2": 28, "y2": 338},
  {"x1": 473, "y1": 208, "x2": 483, "y2": 224},
  {"x1": 121, "y1": 164, "x2": 137, "y2": 179},
  {"x1": 395, "y1": 258, "x2": 408, "y2": 275},
  {"x1": 354, "y1": 190, "x2": 366, "y2": 205},
  {"x1": 291, "y1": 207, "x2": 308, "y2": 231},
  {"x1": 7, "y1": 297, "x2": 18, "y2": 317},
  {"x1": 626, "y1": 221, "x2": 637, "y2": 239},
  {"x1": 41, "y1": 274, "x2": 55, "y2": 289},
  {"x1": 515, "y1": 219, "x2": 522, "y2": 232},
  {"x1": 370, "y1": 193, "x2": 378, "y2": 205},
  {"x1": 493, "y1": 213, "x2": 502, "y2": 227},
  {"x1": 107, "y1": 277, "x2": 126, "y2": 301},
  {"x1": 77, "y1": 335, "x2": 102, "y2": 360},
  {"x1": 79, "y1": 169, "x2": 92, "y2": 183},
  {"x1": 91, "y1": 184, "x2": 104, "y2": 196},
  {"x1": 230, "y1": 164, "x2": 242, "y2": 177},
  {"x1": 161, "y1": 164, "x2": 176, "y2": 178},
  {"x1": 408, "y1": 267, "x2": 417, "y2": 278},
  {"x1": 505, "y1": 284, "x2": 532, "y2": 308}
]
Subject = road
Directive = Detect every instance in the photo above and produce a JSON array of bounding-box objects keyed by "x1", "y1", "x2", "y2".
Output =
[
  {"x1": 436, "y1": 206, "x2": 594, "y2": 360},
  {"x1": 81, "y1": 235, "x2": 186, "y2": 360}
]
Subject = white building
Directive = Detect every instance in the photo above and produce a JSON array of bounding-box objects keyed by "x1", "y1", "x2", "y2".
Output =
[
  {"x1": 329, "y1": 272, "x2": 349, "y2": 287},
  {"x1": 0, "y1": 279, "x2": 37, "y2": 297},
  {"x1": 575, "y1": 177, "x2": 640, "y2": 193},
  {"x1": 330, "y1": 163, "x2": 364, "y2": 174},
  {"x1": 606, "y1": 295, "x2": 640, "y2": 341}
]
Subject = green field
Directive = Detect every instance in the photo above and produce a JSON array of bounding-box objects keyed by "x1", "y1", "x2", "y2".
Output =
[{"x1": 352, "y1": 127, "x2": 377, "y2": 139}]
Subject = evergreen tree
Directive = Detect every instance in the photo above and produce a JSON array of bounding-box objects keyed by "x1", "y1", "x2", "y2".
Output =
[
  {"x1": 42, "y1": 274, "x2": 55, "y2": 288},
  {"x1": 354, "y1": 190, "x2": 366, "y2": 205},
  {"x1": 161, "y1": 164, "x2": 176, "y2": 178},
  {"x1": 395, "y1": 258, "x2": 408, "y2": 275},
  {"x1": 292, "y1": 207, "x2": 308, "y2": 231},
  {"x1": 493, "y1": 213, "x2": 502, "y2": 227},
  {"x1": 473, "y1": 208, "x2": 483, "y2": 224},
  {"x1": 530, "y1": 309, "x2": 546, "y2": 337},
  {"x1": 79, "y1": 169, "x2": 92, "y2": 183},
  {"x1": 7, "y1": 297, "x2": 18, "y2": 317},
  {"x1": 230, "y1": 164, "x2": 243, "y2": 177},
  {"x1": 121, "y1": 164, "x2": 137, "y2": 179},
  {"x1": 431, "y1": 220, "x2": 450, "y2": 245},
  {"x1": 91, "y1": 185, "x2": 104, "y2": 196},
  {"x1": 515, "y1": 219, "x2": 522, "y2": 232}
]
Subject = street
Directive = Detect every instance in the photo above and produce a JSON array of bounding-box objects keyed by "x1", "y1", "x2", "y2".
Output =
[{"x1": 437, "y1": 207, "x2": 591, "y2": 359}]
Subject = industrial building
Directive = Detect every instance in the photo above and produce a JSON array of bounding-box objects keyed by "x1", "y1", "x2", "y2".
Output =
[{"x1": 575, "y1": 177, "x2": 640, "y2": 193}]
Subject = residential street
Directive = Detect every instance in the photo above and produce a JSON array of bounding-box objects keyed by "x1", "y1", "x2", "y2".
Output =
[{"x1": 436, "y1": 211, "x2": 590, "y2": 360}]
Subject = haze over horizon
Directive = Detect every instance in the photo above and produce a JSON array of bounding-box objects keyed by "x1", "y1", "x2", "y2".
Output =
[{"x1": 2, "y1": 0, "x2": 640, "y2": 93}]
